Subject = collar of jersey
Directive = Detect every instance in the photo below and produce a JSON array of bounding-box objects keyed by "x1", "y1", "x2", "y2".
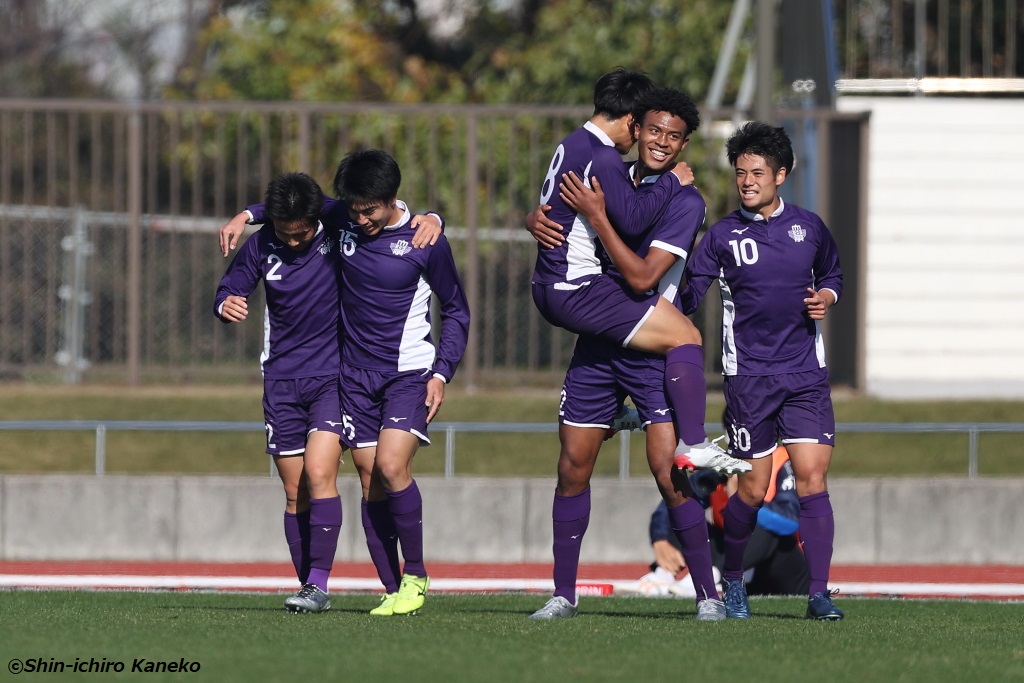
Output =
[
  {"x1": 739, "y1": 197, "x2": 786, "y2": 222},
  {"x1": 584, "y1": 121, "x2": 614, "y2": 147},
  {"x1": 381, "y1": 200, "x2": 412, "y2": 232}
]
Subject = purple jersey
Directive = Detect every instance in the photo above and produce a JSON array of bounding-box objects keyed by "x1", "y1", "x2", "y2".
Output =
[
  {"x1": 338, "y1": 203, "x2": 469, "y2": 381},
  {"x1": 563, "y1": 168, "x2": 706, "y2": 426},
  {"x1": 681, "y1": 200, "x2": 843, "y2": 376},
  {"x1": 605, "y1": 168, "x2": 706, "y2": 307},
  {"x1": 532, "y1": 122, "x2": 681, "y2": 286},
  {"x1": 213, "y1": 222, "x2": 342, "y2": 380}
]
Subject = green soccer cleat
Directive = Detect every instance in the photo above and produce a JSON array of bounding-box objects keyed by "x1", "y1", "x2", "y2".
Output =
[
  {"x1": 369, "y1": 592, "x2": 399, "y2": 616},
  {"x1": 392, "y1": 575, "x2": 430, "y2": 615}
]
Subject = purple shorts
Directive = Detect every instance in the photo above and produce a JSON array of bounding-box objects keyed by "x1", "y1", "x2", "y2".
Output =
[
  {"x1": 722, "y1": 368, "x2": 835, "y2": 459},
  {"x1": 263, "y1": 375, "x2": 344, "y2": 457},
  {"x1": 339, "y1": 366, "x2": 430, "y2": 449},
  {"x1": 532, "y1": 274, "x2": 659, "y2": 346},
  {"x1": 560, "y1": 335, "x2": 674, "y2": 429}
]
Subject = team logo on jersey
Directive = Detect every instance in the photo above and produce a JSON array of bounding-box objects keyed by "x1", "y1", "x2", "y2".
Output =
[
  {"x1": 390, "y1": 239, "x2": 412, "y2": 256},
  {"x1": 788, "y1": 224, "x2": 806, "y2": 242},
  {"x1": 319, "y1": 236, "x2": 335, "y2": 255}
]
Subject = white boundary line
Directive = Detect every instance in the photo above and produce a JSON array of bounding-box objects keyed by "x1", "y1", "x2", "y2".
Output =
[{"x1": 2, "y1": 575, "x2": 1024, "y2": 598}]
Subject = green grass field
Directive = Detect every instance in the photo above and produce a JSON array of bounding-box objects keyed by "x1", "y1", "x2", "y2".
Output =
[
  {"x1": 2, "y1": 591, "x2": 1021, "y2": 683},
  {"x1": 1, "y1": 383, "x2": 1023, "y2": 476}
]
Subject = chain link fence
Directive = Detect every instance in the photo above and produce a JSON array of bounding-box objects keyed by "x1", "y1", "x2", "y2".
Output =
[{"x1": 0, "y1": 100, "x2": 867, "y2": 388}]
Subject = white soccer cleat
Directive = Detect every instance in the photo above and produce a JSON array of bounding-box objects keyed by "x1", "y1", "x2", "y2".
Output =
[
  {"x1": 529, "y1": 595, "x2": 578, "y2": 619},
  {"x1": 674, "y1": 436, "x2": 751, "y2": 474}
]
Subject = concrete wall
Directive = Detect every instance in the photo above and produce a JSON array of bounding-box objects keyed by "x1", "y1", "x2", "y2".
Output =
[
  {"x1": 836, "y1": 96, "x2": 1024, "y2": 399},
  {"x1": 2, "y1": 474, "x2": 1021, "y2": 565}
]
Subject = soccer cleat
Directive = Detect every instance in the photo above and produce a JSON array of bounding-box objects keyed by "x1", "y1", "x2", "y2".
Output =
[
  {"x1": 392, "y1": 574, "x2": 430, "y2": 615},
  {"x1": 611, "y1": 404, "x2": 643, "y2": 432},
  {"x1": 529, "y1": 595, "x2": 578, "y2": 620},
  {"x1": 674, "y1": 436, "x2": 752, "y2": 475},
  {"x1": 284, "y1": 584, "x2": 331, "y2": 614},
  {"x1": 721, "y1": 578, "x2": 751, "y2": 619},
  {"x1": 369, "y1": 592, "x2": 399, "y2": 616},
  {"x1": 696, "y1": 598, "x2": 727, "y2": 621},
  {"x1": 806, "y1": 589, "x2": 844, "y2": 621}
]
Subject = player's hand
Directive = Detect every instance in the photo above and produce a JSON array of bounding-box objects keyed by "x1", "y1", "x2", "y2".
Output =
[
  {"x1": 525, "y1": 203, "x2": 564, "y2": 249},
  {"x1": 219, "y1": 212, "x2": 250, "y2": 257},
  {"x1": 669, "y1": 161, "x2": 695, "y2": 186},
  {"x1": 410, "y1": 213, "x2": 443, "y2": 248},
  {"x1": 558, "y1": 172, "x2": 605, "y2": 220},
  {"x1": 803, "y1": 287, "x2": 834, "y2": 320},
  {"x1": 425, "y1": 377, "x2": 445, "y2": 424},
  {"x1": 652, "y1": 539, "x2": 686, "y2": 576},
  {"x1": 219, "y1": 295, "x2": 248, "y2": 322}
]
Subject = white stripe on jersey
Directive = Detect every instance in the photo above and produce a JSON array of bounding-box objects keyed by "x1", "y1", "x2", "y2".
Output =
[
  {"x1": 719, "y1": 270, "x2": 738, "y2": 376},
  {"x1": 563, "y1": 161, "x2": 603, "y2": 282},
  {"x1": 397, "y1": 274, "x2": 437, "y2": 372},
  {"x1": 656, "y1": 254, "x2": 686, "y2": 305},
  {"x1": 814, "y1": 320, "x2": 827, "y2": 368},
  {"x1": 260, "y1": 304, "x2": 271, "y2": 378}
]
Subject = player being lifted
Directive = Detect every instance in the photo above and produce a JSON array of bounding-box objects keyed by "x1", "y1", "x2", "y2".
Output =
[
  {"x1": 526, "y1": 87, "x2": 732, "y2": 621},
  {"x1": 528, "y1": 68, "x2": 748, "y2": 476}
]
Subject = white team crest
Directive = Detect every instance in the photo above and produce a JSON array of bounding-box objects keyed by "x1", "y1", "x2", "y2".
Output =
[
  {"x1": 788, "y1": 224, "x2": 806, "y2": 242},
  {"x1": 319, "y1": 237, "x2": 334, "y2": 255},
  {"x1": 390, "y1": 239, "x2": 412, "y2": 256}
]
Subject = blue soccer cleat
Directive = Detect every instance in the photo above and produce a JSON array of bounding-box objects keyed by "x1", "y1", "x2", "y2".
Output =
[
  {"x1": 722, "y1": 577, "x2": 751, "y2": 619},
  {"x1": 806, "y1": 589, "x2": 844, "y2": 621}
]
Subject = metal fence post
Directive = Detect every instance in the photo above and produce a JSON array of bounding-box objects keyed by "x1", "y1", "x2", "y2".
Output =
[
  {"x1": 618, "y1": 430, "x2": 631, "y2": 480},
  {"x1": 95, "y1": 424, "x2": 106, "y2": 475},
  {"x1": 445, "y1": 424, "x2": 456, "y2": 478},
  {"x1": 968, "y1": 427, "x2": 979, "y2": 479},
  {"x1": 56, "y1": 206, "x2": 93, "y2": 383}
]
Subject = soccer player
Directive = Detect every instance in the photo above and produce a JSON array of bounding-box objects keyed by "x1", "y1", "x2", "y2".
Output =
[
  {"x1": 527, "y1": 89, "x2": 728, "y2": 621},
  {"x1": 240, "y1": 150, "x2": 470, "y2": 617},
  {"x1": 213, "y1": 172, "x2": 346, "y2": 614},
  {"x1": 679, "y1": 122, "x2": 845, "y2": 621},
  {"x1": 529, "y1": 69, "x2": 746, "y2": 474}
]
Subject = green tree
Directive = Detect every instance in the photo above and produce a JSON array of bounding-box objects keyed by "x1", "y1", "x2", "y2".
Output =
[{"x1": 174, "y1": 0, "x2": 746, "y2": 105}]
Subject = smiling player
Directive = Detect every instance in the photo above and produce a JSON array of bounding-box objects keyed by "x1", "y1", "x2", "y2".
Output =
[{"x1": 680, "y1": 122, "x2": 845, "y2": 621}]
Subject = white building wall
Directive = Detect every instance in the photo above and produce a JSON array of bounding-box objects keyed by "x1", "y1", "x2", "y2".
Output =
[{"x1": 837, "y1": 97, "x2": 1024, "y2": 398}]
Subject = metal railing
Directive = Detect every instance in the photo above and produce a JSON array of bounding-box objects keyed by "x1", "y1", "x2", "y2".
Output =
[{"x1": 1, "y1": 420, "x2": 1021, "y2": 479}]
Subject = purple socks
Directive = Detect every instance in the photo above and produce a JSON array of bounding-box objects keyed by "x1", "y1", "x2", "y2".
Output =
[
  {"x1": 305, "y1": 496, "x2": 342, "y2": 593},
  {"x1": 799, "y1": 491, "x2": 835, "y2": 596},
  {"x1": 387, "y1": 480, "x2": 426, "y2": 578},
  {"x1": 362, "y1": 498, "x2": 402, "y2": 593},
  {"x1": 283, "y1": 509, "x2": 310, "y2": 584},
  {"x1": 668, "y1": 498, "x2": 718, "y2": 603},
  {"x1": 665, "y1": 344, "x2": 708, "y2": 447},
  {"x1": 551, "y1": 489, "x2": 591, "y2": 602},
  {"x1": 722, "y1": 494, "x2": 761, "y2": 583}
]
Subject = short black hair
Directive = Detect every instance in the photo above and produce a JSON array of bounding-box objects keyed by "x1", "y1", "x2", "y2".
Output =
[
  {"x1": 633, "y1": 88, "x2": 701, "y2": 137},
  {"x1": 332, "y1": 149, "x2": 401, "y2": 206},
  {"x1": 725, "y1": 122, "x2": 795, "y2": 175},
  {"x1": 592, "y1": 68, "x2": 657, "y2": 121},
  {"x1": 264, "y1": 172, "x2": 322, "y2": 226}
]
